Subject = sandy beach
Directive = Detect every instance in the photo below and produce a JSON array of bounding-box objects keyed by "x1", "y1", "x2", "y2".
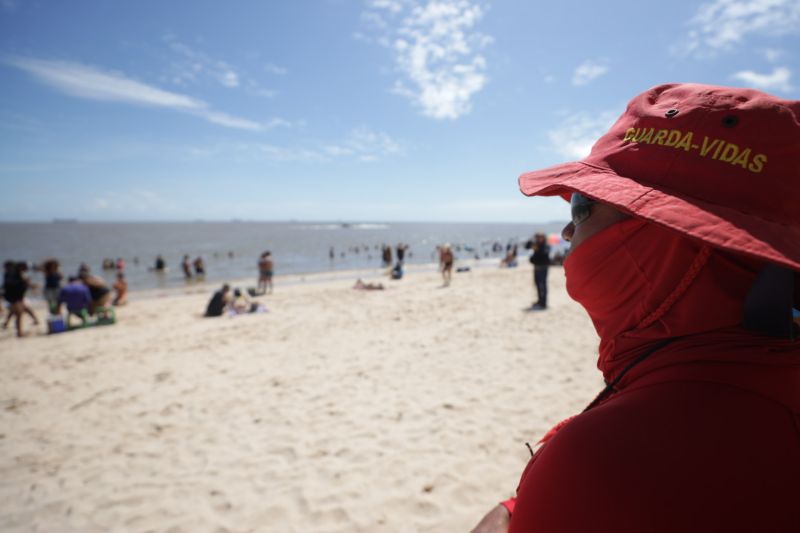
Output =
[{"x1": 1, "y1": 264, "x2": 601, "y2": 532}]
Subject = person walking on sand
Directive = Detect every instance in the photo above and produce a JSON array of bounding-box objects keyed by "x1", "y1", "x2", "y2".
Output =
[
  {"x1": 439, "y1": 244, "x2": 454, "y2": 286},
  {"x1": 112, "y1": 272, "x2": 128, "y2": 306},
  {"x1": 528, "y1": 232, "x2": 551, "y2": 310},
  {"x1": 470, "y1": 84, "x2": 800, "y2": 533},
  {"x1": 257, "y1": 251, "x2": 274, "y2": 294},
  {"x1": 2, "y1": 261, "x2": 39, "y2": 336}
]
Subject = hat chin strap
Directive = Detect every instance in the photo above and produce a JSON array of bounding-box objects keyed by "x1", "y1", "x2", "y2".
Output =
[{"x1": 742, "y1": 264, "x2": 797, "y2": 340}]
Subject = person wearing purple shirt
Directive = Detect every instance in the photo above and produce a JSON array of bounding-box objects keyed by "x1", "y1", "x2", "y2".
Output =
[{"x1": 57, "y1": 277, "x2": 92, "y2": 326}]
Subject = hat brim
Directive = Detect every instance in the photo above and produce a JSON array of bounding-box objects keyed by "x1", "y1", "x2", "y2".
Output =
[{"x1": 519, "y1": 161, "x2": 800, "y2": 272}]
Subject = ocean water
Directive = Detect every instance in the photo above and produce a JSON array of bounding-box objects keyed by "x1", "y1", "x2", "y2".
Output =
[{"x1": 0, "y1": 221, "x2": 567, "y2": 292}]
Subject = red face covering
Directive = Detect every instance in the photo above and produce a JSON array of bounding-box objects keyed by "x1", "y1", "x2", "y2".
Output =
[{"x1": 563, "y1": 218, "x2": 762, "y2": 378}]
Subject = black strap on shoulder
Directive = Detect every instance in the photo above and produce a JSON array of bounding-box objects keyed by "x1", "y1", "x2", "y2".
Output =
[
  {"x1": 742, "y1": 263, "x2": 796, "y2": 340},
  {"x1": 582, "y1": 338, "x2": 675, "y2": 413}
]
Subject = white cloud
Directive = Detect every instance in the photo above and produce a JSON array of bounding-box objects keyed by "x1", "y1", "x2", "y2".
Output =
[
  {"x1": 361, "y1": 0, "x2": 492, "y2": 120},
  {"x1": 263, "y1": 63, "x2": 288, "y2": 75},
  {"x1": 323, "y1": 126, "x2": 403, "y2": 160},
  {"x1": 220, "y1": 71, "x2": 239, "y2": 88},
  {"x1": 546, "y1": 110, "x2": 618, "y2": 160},
  {"x1": 731, "y1": 66, "x2": 792, "y2": 91},
  {"x1": 571, "y1": 60, "x2": 609, "y2": 86},
  {"x1": 179, "y1": 127, "x2": 403, "y2": 164},
  {"x1": 681, "y1": 0, "x2": 800, "y2": 55},
  {"x1": 163, "y1": 36, "x2": 245, "y2": 90},
  {"x1": 2, "y1": 55, "x2": 267, "y2": 131}
]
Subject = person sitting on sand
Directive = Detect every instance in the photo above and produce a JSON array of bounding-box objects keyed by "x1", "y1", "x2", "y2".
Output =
[
  {"x1": 390, "y1": 262, "x2": 404, "y2": 280},
  {"x1": 353, "y1": 278, "x2": 385, "y2": 291},
  {"x1": 205, "y1": 284, "x2": 230, "y2": 317},
  {"x1": 78, "y1": 267, "x2": 111, "y2": 315},
  {"x1": 57, "y1": 276, "x2": 92, "y2": 327},
  {"x1": 112, "y1": 272, "x2": 128, "y2": 306},
  {"x1": 231, "y1": 288, "x2": 261, "y2": 314}
]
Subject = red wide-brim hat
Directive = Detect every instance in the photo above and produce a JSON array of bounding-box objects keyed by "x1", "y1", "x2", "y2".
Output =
[{"x1": 519, "y1": 83, "x2": 800, "y2": 272}]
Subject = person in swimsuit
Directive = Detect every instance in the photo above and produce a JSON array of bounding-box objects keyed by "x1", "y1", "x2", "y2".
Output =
[
  {"x1": 257, "y1": 251, "x2": 274, "y2": 294},
  {"x1": 78, "y1": 268, "x2": 111, "y2": 315},
  {"x1": 439, "y1": 244, "x2": 454, "y2": 286},
  {"x1": 112, "y1": 272, "x2": 128, "y2": 306},
  {"x1": 193, "y1": 256, "x2": 206, "y2": 277},
  {"x1": 2, "y1": 261, "x2": 39, "y2": 336},
  {"x1": 182, "y1": 255, "x2": 193, "y2": 280},
  {"x1": 42, "y1": 258, "x2": 63, "y2": 314}
]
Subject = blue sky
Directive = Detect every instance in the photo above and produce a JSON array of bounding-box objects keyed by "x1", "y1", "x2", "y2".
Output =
[{"x1": 1, "y1": 0, "x2": 798, "y2": 222}]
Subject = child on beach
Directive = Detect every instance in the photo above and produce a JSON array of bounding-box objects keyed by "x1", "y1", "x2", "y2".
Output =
[{"x1": 113, "y1": 272, "x2": 128, "y2": 306}]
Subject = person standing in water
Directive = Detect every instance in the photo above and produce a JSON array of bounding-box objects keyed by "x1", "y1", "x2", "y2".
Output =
[{"x1": 257, "y1": 251, "x2": 274, "y2": 294}]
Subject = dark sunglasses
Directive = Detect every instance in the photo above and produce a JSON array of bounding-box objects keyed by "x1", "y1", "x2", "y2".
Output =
[{"x1": 570, "y1": 192, "x2": 597, "y2": 226}]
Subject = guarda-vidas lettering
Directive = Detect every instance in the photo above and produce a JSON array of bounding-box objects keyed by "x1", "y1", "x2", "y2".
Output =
[{"x1": 623, "y1": 127, "x2": 767, "y2": 173}]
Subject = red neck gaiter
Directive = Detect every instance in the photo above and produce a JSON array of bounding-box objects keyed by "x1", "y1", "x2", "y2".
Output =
[{"x1": 563, "y1": 219, "x2": 762, "y2": 379}]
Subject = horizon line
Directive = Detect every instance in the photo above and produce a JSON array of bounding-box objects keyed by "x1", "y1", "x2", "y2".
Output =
[{"x1": 0, "y1": 218, "x2": 569, "y2": 226}]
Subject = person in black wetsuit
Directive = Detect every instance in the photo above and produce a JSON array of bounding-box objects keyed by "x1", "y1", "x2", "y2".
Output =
[
  {"x1": 529, "y1": 232, "x2": 551, "y2": 310},
  {"x1": 205, "y1": 284, "x2": 230, "y2": 317}
]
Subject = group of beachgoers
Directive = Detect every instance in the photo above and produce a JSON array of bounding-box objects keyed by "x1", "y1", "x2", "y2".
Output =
[
  {"x1": 203, "y1": 284, "x2": 267, "y2": 317},
  {"x1": 1, "y1": 259, "x2": 127, "y2": 337},
  {"x1": 202, "y1": 250, "x2": 275, "y2": 317}
]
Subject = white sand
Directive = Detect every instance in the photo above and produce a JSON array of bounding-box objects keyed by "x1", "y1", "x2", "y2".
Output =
[{"x1": 0, "y1": 264, "x2": 600, "y2": 532}]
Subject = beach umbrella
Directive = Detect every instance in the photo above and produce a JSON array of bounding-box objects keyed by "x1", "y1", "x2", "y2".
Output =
[{"x1": 547, "y1": 233, "x2": 562, "y2": 245}]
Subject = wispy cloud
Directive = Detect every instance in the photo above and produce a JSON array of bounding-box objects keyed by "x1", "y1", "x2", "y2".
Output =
[
  {"x1": 322, "y1": 126, "x2": 403, "y2": 161},
  {"x1": 731, "y1": 66, "x2": 792, "y2": 92},
  {"x1": 191, "y1": 127, "x2": 404, "y2": 164},
  {"x1": 163, "y1": 35, "x2": 242, "y2": 88},
  {"x1": 162, "y1": 36, "x2": 286, "y2": 97},
  {"x1": 571, "y1": 60, "x2": 608, "y2": 86},
  {"x1": 263, "y1": 63, "x2": 288, "y2": 76},
  {"x1": 1, "y1": 55, "x2": 279, "y2": 131},
  {"x1": 546, "y1": 110, "x2": 618, "y2": 160},
  {"x1": 361, "y1": 0, "x2": 492, "y2": 120},
  {"x1": 679, "y1": 0, "x2": 800, "y2": 56}
]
